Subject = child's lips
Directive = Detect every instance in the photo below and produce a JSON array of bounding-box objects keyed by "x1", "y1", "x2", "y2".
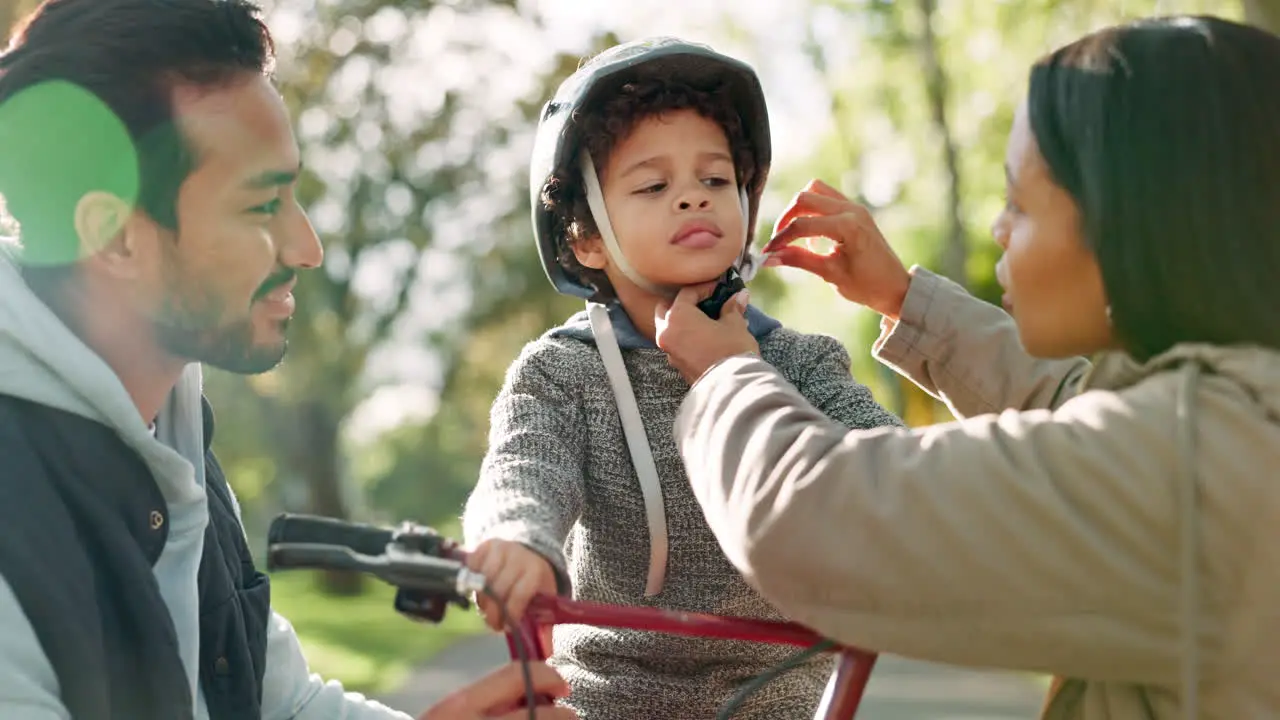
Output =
[
  {"x1": 671, "y1": 220, "x2": 723, "y2": 248},
  {"x1": 673, "y1": 230, "x2": 720, "y2": 249}
]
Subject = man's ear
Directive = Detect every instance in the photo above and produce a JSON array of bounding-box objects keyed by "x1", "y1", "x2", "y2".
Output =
[
  {"x1": 73, "y1": 191, "x2": 142, "y2": 278},
  {"x1": 572, "y1": 234, "x2": 607, "y2": 270}
]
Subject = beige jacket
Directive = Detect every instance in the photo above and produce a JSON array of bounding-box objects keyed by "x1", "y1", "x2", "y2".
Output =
[{"x1": 674, "y1": 267, "x2": 1280, "y2": 719}]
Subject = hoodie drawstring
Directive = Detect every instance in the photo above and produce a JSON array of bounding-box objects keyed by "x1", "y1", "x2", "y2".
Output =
[{"x1": 1176, "y1": 362, "x2": 1203, "y2": 720}]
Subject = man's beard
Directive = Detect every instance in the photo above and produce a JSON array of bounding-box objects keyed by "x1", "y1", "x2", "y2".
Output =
[
  {"x1": 155, "y1": 309, "x2": 288, "y2": 375},
  {"x1": 152, "y1": 268, "x2": 293, "y2": 375}
]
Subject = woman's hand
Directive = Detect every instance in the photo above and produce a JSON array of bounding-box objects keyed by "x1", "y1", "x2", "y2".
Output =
[
  {"x1": 417, "y1": 661, "x2": 576, "y2": 719},
  {"x1": 764, "y1": 179, "x2": 912, "y2": 319},
  {"x1": 655, "y1": 284, "x2": 759, "y2": 384}
]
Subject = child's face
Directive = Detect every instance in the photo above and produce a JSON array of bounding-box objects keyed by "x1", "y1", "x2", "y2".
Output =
[{"x1": 574, "y1": 108, "x2": 746, "y2": 295}]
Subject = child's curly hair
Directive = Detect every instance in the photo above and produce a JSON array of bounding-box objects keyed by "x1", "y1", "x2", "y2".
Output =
[{"x1": 541, "y1": 77, "x2": 757, "y2": 300}]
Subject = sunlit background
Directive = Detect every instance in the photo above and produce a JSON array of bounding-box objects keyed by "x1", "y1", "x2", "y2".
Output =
[{"x1": 1, "y1": 0, "x2": 1270, "y2": 715}]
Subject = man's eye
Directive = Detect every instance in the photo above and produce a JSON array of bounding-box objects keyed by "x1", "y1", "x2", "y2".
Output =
[{"x1": 250, "y1": 198, "x2": 282, "y2": 215}]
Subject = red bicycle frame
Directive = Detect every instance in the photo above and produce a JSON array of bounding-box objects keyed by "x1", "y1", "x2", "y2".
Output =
[
  {"x1": 264, "y1": 514, "x2": 879, "y2": 719},
  {"x1": 498, "y1": 593, "x2": 877, "y2": 719}
]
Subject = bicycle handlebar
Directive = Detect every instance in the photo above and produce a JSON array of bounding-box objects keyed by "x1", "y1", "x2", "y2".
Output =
[
  {"x1": 268, "y1": 543, "x2": 379, "y2": 573},
  {"x1": 267, "y1": 540, "x2": 486, "y2": 600},
  {"x1": 268, "y1": 513, "x2": 395, "y2": 557}
]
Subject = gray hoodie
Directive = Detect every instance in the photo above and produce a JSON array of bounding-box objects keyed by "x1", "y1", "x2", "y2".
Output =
[
  {"x1": 463, "y1": 301, "x2": 905, "y2": 719},
  {"x1": 0, "y1": 243, "x2": 409, "y2": 720}
]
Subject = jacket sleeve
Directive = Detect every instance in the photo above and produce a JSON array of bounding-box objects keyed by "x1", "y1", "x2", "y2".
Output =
[
  {"x1": 218, "y1": 485, "x2": 409, "y2": 720},
  {"x1": 462, "y1": 341, "x2": 587, "y2": 593},
  {"x1": 259, "y1": 611, "x2": 412, "y2": 720},
  {"x1": 788, "y1": 333, "x2": 906, "y2": 431},
  {"x1": 873, "y1": 267, "x2": 1091, "y2": 417},
  {"x1": 0, "y1": 576, "x2": 70, "y2": 720},
  {"x1": 0, "y1": 449, "x2": 409, "y2": 720},
  {"x1": 674, "y1": 355, "x2": 1209, "y2": 686}
]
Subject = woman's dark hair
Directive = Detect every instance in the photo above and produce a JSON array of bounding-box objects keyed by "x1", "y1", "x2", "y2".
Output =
[
  {"x1": 0, "y1": 0, "x2": 274, "y2": 267},
  {"x1": 1028, "y1": 16, "x2": 1280, "y2": 360},
  {"x1": 541, "y1": 76, "x2": 756, "y2": 300}
]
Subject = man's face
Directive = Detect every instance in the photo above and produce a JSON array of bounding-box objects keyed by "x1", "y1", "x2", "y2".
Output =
[{"x1": 138, "y1": 74, "x2": 321, "y2": 374}]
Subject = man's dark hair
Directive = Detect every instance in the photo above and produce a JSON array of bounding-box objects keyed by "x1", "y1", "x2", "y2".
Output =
[
  {"x1": 1028, "y1": 15, "x2": 1280, "y2": 360},
  {"x1": 541, "y1": 77, "x2": 756, "y2": 300},
  {"x1": 0, "y1": 0, "x2": 274, "y2": 267}
]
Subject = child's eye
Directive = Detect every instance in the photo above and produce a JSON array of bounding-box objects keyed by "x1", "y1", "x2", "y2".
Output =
[
  {"x1": 635, "y1": 183, "x2": 666, "y2": 195},
  {"x1": 703, "y1": 177, "x2": 732, "y2": 188}
]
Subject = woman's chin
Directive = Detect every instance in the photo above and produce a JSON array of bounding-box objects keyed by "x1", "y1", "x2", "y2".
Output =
[{"x1": 1017, "y1": 322, "x2": 1103, "y2": 360}]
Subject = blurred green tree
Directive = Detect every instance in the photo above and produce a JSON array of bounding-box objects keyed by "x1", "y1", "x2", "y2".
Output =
[
  {"x1": 763, "y1": 0, "x2": 1244, "y2": 424},
  {"x1": 204, "y1": 0, "x2": 608, "y2": 592}
]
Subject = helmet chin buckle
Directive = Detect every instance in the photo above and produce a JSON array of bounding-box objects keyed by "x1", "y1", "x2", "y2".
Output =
[{"x1": 695, "y1": 266, "x2": 745, "y2": 319}]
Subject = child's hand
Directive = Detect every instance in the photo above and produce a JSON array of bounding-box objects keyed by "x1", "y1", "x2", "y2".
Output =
[
  {"x1": 467, "y1": 538, "x2": 559, "y2": 631},
  {"x1": 763, "y1": 178, "x2": 911, "y2": 320}
]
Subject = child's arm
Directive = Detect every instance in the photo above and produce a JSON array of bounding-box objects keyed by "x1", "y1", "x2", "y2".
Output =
[
  {"x1": 463, "y1": 341, "x2": 586, "y2": 619},
  {"x1": 793, "y1": 333, "x2": 907, "y2": 431}
]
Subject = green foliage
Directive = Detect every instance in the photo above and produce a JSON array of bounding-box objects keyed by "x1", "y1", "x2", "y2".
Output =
[
  {"x1": 760, "y1": 0, "x2": 1244, "y2": 422},
  {"x1": 269, "y1": 568, "x2": 485, "y2": 694},
  {"x1": 209, "y1": 0, "x2": 605, "y2": 545}
]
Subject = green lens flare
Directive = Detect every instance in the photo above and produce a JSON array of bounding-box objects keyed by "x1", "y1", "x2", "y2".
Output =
[{"x1": 0, "y1": 79, "x2": 140, "y2": 265}]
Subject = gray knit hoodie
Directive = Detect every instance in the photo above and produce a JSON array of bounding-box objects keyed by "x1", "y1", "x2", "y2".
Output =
[{"x1": 462, "y1": 303, "x2": 904, "y2": 719}]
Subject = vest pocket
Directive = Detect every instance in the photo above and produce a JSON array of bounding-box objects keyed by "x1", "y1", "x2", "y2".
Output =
[{"x1": 198, "y1": 568, "x2": 270, "y2": 719}]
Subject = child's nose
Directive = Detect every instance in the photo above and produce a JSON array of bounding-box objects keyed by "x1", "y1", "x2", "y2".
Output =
[{"x1": 678, "y1": 198, "x2": 711, "y2": 210}]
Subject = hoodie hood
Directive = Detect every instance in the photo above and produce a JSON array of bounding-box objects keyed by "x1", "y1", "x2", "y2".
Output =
[
  {"x1": 1084, "y1": 341, "x2": 1280, "y2": 416},
  {"x1": 548, "y1": 300, "x2": 782, "y2": 349},
  {"x1": 0, "y1": 241, "x2": 206, "y2": 505}
]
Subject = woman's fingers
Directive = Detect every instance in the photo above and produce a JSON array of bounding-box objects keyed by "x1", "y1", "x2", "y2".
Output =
[
  {"x1": 420, "y1": 661, "x2": 575, "y2": 720},
  {"x1": 769, "y1": 191, "x2": 853, "y2": 249},
  {"x1": 770, "y1": 179, "x2": 855, "y2": 241},
  {"x1": 765, "y1": 213, "x2": 853, "y2": 255},
  {"x1": 766, "y1": 245, "x2": 836, "y2": 281},
  {"x1": 806, "y1": 178, "x2": 847, "y2": 199}
]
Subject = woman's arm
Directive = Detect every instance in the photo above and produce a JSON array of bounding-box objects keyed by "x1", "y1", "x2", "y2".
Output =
[
  {"x1": 874, "y1": 267, "x2": 1090, "y2": 418},
  {"x1": 675, "y1": 355, "x2": 1214, "y2": 684}
]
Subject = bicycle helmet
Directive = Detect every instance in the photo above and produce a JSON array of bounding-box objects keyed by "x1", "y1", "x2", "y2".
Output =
[{"x1": 529, "y1": 36, "x2": 772, "y2": 299}]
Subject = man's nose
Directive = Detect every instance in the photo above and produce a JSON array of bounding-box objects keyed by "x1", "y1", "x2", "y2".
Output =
[{"x1": 279, "y1": 204, "x2": 324, "y2": 270}]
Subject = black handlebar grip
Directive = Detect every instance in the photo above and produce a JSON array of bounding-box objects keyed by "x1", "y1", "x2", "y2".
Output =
[
  {"x1": 267, "y1": 544, "x2": 371, "y2": 573},
  {"x1": 268, "y1": 542, "x2": 470, "y2": 598},
  {"x1": 267, "y1": 513, "x2": 394, "y2": 557}
]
